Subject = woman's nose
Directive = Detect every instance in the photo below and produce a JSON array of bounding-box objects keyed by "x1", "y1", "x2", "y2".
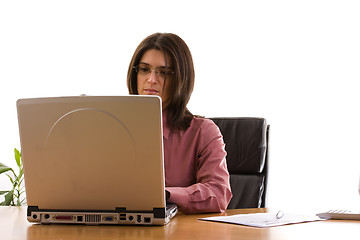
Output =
[{"x1": 147, "y1": 70, "x2": 158, "y2": 84}]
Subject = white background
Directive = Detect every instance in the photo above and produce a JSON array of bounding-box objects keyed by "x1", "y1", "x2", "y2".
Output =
[{"x1": 1, "y1": 0, "x2": 359, "y2": 212}]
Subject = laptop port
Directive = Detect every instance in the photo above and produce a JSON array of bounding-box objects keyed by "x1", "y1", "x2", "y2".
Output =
[
  {"x1": 103, "y1": 216, "x2": 114, "y2": 221},
  {"x1": 77, "y1": 216, "x2": 83, "y2": 222},
  {"x1": 144, "y1": 217, "x2": 151, "y2": 223},
  {"x1": 54, "y1": 216, "x2": 73, "y2": 221},
  {"x1": 44, "y1": 214, "x2": 50, "y2": 219},
  {"x1": 137, "y1": 215, "x2": 142, "y2": 223}
]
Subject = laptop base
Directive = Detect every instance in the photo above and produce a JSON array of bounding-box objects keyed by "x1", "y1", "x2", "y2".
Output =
[{"x1": 27, "y1": 205, "x2": 177, "y2": 225}]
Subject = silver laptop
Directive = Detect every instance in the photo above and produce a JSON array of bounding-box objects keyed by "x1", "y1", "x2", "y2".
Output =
[{"x1": 17, "y1": 95, "x2": 177, "y2": 225}]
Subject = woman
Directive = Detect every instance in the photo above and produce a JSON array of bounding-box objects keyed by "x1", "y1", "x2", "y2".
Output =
[{"x1": 127, "y1": 33, "x2": 232, "y2": 214}]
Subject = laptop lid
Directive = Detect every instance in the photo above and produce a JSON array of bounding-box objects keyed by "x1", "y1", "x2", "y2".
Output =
[{"x1": 17, "y1": 95, "x2": 176, "y2": 225}]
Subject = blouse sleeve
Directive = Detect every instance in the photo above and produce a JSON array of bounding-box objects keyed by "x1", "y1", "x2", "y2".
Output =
[{"x1": 166, "y1": 119, "x2": 232, "y2": 214}]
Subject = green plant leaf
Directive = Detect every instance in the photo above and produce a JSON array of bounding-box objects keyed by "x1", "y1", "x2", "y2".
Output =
[
  {"x1": 6, "y1": 173, "x2": 15, "y2": 185},
  {"x1": 14, "y1": 148, "x2": 22, "y2": 168},
  {"x1": 4, "y1": 190, "x2": 14, "y2": 206},
  {"x1": 0, "y1": 191, "x2": 10, "y2": 195},
  {"x1": 15, "y1": 169, "x2": 24, "y2": 184},
  {"x1": 0, "y1": 162, "x2": 13, "y2": 174}
]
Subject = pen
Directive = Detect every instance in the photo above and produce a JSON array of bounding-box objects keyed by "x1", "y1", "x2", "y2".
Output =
[{"x1": 276, "y1": 211, "x2": 284, "y2": 219}]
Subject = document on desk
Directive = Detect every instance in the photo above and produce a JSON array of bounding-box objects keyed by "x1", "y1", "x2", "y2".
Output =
[{"x1": 199, "y1": 212, "x2": 325, "y2": 228}]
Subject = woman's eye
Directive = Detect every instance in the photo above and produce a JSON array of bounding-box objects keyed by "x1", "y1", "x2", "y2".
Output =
[
  {"x1": 158, "y1": 68, "x2": 172, "y2": 77},
  {"x1": 140, "y1": 67, "x2": 150, "y2": 73}
]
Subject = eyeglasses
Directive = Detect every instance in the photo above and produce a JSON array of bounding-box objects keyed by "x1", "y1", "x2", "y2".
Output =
[{"x1": 133, "y1": 64, "x2": 174, "y2": 79}]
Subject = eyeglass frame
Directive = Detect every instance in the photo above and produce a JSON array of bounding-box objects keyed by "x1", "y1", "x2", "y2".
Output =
[{"x1": 133, "y1": 63, "x2": 174, "y2": 79}]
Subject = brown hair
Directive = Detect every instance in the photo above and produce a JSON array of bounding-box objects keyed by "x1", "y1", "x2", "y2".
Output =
[{"x1": 127, "y1": 33, "x2": 195, "y2": 130}]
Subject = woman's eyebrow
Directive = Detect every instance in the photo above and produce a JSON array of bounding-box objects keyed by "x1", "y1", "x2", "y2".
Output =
[
  {"x1": 139, "y1": 62, "x2": 171, "y2": 68},
  {"x1": 138, "y1": 62, "x2": 150, "y2": 66}
]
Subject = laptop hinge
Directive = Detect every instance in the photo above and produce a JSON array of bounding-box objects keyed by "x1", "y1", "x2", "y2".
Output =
[
  {"x1": 153, "y1": 208, "x2": 165, "y2": 218},
  {"x1": 27, "y1": 206, "x2": 39, "y2": 216}
]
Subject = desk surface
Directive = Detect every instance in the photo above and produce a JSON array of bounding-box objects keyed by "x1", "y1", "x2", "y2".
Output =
[{"x1": 1, "y1": 206, "x2": 359, "y2": 240}]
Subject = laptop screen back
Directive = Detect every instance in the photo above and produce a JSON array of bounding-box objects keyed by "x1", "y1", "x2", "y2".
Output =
[{"x1": 17, "y1": 96, "x2": 165, "y2": 211}]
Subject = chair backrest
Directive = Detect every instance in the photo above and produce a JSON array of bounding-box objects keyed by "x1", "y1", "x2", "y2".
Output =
[{"x1": 210, "y1": 117, "x2": 269, "y2": 209}]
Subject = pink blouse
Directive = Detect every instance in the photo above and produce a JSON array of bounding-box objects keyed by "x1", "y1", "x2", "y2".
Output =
[{"x1": 163, "y1": 113, "x2": 232, "y2": 214}]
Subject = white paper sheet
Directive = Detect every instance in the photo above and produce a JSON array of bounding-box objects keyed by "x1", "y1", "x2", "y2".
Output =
[{"x1": 199, "y1": 212, "x2": 325, "y2": 228}]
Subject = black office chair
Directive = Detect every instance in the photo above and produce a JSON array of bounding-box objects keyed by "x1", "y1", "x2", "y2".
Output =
[{"x1": 210, "y1": 117, "x2": 269, "y2": 209}]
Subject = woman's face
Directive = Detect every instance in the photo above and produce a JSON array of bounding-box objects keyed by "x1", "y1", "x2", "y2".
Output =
[{"x1": 136, "y1": 49, "x2": 172, "y2": 105}]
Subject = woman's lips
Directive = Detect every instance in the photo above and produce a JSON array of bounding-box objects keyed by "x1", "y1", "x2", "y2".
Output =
[{"x1": 144, "y1": 88, "x2": 159, "y2": 94}]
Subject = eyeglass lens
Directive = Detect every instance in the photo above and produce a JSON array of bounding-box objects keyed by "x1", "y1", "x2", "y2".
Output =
[{"x1": 135, "y1": 64, "x2": 173, "y2": 79}]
